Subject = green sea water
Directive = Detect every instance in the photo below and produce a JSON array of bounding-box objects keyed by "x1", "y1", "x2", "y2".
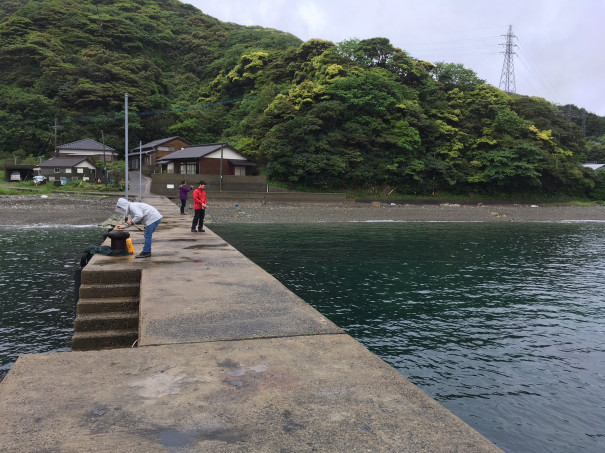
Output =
[
  {"x1": 1, "y1": 222, "x2": 604, "y2": 452},
  {"x1": 0, "y1": 226, "x2": 107, "y2": 380},
  {"x1": 211, "y1": 221, "x2": 605, "y2": 453}
]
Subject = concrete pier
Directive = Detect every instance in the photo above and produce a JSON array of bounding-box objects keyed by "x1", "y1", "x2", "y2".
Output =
[{"x1": 0, "y1": 194, "x2": 503, "y2": 452}]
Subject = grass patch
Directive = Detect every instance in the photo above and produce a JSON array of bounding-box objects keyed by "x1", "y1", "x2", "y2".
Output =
[
  {"x1": 0, "y1": 187, "x2": 24, "y2": 195},
  {"x1": 13, "y1": 180, "x2": 118, "y2": 193}
]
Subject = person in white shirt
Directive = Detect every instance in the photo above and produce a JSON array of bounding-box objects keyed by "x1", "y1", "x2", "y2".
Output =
[{"x1": 115, "y1": 198, "x2": 162, "y2": 258}]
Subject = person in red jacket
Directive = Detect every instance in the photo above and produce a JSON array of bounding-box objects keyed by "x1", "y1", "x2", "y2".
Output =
[{"x1": 191, "y1": 181, "x2": 207, "y2": 232}]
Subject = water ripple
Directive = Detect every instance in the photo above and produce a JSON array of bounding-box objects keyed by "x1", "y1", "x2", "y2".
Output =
[
  {"x1": 0, "y1": 227, "x2": 106, "y2": 381},
  {"x1": 213, "y1": 222, "x2": 605, "y2": 453}
]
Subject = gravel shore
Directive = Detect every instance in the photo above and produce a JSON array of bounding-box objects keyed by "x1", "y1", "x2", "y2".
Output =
[
  {"x1": 2, "y1": 193, "x2": 605, "y2": 226},
  {"x1": 203, "y1": 200, "x2": 605, "y2": 224},
  {"x1": 0, "y1": 194, "x2": 121, "y2": 226}
]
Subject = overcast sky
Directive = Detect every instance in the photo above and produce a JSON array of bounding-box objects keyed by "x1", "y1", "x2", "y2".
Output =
[{"x1": 184, "y1": 0, "x2": 604, "y2": 117}]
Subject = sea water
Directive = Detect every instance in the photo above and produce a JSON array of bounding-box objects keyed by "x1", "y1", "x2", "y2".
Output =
[
  {"x1": 1, "y1": 222, "x2": 604, "y2": 452},
  {"x1": 0, "y1": 226, "x2": 107, "y2": 381},
  {"x1": 210, "y1": 222, "x2": 605, "y2": 453}
]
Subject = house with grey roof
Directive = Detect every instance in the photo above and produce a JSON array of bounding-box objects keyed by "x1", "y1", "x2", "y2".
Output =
[
  {"x1": 156, "y1": 143, "x2": 256, "y2": 176},
  {"x1": 57, "y1": 138, "x2": 118, "y2": 163},
  {"x1": 129, "y1": 136, "x2": 191, "y2": 173},
  {"x1": 39, "y1": 156, "x2": 98, "y2": 182}
]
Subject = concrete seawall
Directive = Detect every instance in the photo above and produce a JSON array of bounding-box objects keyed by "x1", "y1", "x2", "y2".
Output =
[{"x1": 0, "y1": 195, "x2": 503, "y2": 452}]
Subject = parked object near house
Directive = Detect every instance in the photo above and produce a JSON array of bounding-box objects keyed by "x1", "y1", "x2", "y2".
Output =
[
  {"x1": 3, "y1": 164, "x2": 36, "y2": 182},
  {"x1": 57, "y1": 138, "x2": 118, "y2": 163},
  {"x1": 39, "y1": 157, "x2": 98, "y2": 182},
  {"x1": 128, "y1": 136, "x2": 191, "y2": 173},
  {"x1": 33, "y1": 175, "x2": 47, "y2": 186},
  {"x1": 156, "y1": 143, "x2": 256, "y2": 177}
]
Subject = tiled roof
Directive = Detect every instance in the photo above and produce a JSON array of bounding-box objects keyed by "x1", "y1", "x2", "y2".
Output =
[
  {"x1": 156, "y1": 144, "x2": 226, "y2": 161},
  {"x1": 134, "y1": 136, "x2": 190, "y2": 152},
  {"x1": 57, "y1": 138, "x2": 116, "y2": 152},
  {"x1": 39, "y1": 157, "x2": 90, "y2": 167}
]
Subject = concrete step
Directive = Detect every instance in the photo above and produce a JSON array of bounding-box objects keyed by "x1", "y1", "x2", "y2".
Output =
[
  {"x1": 81, "y1": 268, "x2": 141, "y2": 284},
  {"x1": 74, "y1": 312, "x2": 139, "y2": 332},
  {"x1": 76, "y1": 297, "x2": 139, "y2": 315},
  {"x1": 71, "y1": 330, "x2": 139, "y2": 351},
  {"x1": 79, "y1": 282, "x2": 140, "y2": 299}
]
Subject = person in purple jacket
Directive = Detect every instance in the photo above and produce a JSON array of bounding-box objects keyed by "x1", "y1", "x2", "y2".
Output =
[{"x1": 179, "y1": 181, "x2": 193, "y2": 214}]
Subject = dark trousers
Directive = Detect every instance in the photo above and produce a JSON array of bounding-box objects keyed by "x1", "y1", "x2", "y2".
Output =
[
  {"x1": 192, "y1": 208, "x2": 205, "y2": 230},
  {"x1": 180, "y1": 199, "x2": 187, "y2": 214}
]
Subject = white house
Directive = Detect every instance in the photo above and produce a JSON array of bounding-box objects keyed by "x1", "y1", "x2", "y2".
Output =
[{"x1": 156, "y1": 143, "x2": 256, "y2": 176}]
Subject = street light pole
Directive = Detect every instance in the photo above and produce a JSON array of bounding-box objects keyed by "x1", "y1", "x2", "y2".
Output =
[
  {"x1": 101, "y1": 130, "x2": 107, "y2": 183},
  {"x1": 139, "y1": 141, "x2": 142, "y2": 202},
  {"x1": 124, "y1": 93, "x2": 129, "y2": 200},
  {"x1": 219, "y1": 143, "x2": 224, "y2": 192}
]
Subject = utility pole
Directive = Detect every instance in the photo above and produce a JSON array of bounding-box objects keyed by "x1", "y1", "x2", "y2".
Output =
[
  {"x1": 50, "y1": 116, "x2": 63, "y2": 156},
  {"x1": 101, "y1": 130, "x2": 107, "y2": 182},
  {"x1": 219, "y1": 143, "x2": 224, "y2": 192},
  {"x1": 499, "y1": 25, "x2": 517, "y2": 94}
]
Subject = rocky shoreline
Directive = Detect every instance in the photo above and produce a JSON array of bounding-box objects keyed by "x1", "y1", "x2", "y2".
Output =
[
  {"x1": 2, "y1": 193, "x2": 605, "y2": 226},
  {"x1": 0, "y1": 194, "x2": 121, "y2": 226},
  {"x1": 204, "y1": 199, "x2": 605, "y2": 224}
]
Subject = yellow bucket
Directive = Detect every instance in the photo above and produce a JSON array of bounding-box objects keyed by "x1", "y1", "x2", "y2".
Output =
[{"x1": 126, "y1": 238, "x2": 135, "y2": 254}]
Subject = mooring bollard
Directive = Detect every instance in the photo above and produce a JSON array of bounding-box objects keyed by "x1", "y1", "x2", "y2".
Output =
[{"x1": 107, "y1": 229, "x2": 130, "y2": 251}]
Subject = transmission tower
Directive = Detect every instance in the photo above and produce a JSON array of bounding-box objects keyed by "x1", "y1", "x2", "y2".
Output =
[{"x1": 499, "y1": 25, "x2": 517, "y2": 94}]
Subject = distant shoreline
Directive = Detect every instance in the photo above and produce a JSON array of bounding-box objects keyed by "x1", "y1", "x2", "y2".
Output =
[
  {"x1": 2, "y1": 193, "x2": 605, "y2": 226},
  {"x1": 203, "y1": 199, "x2": 605, "y2": 224},
  {"x1": 0, "y1": 194, "x2": 120, "y2": 227}
]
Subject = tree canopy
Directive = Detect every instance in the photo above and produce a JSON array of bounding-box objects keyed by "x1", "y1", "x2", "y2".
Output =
[{"x1": 1, "y1": 0, "x2": 604, "y2": 198}]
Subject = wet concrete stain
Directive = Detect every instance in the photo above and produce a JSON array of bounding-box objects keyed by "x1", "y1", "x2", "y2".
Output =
[
  {"x1": 282, "y1": 410, "x2": 306, "y2": 433},
  {"x1": 184, "y1": 243, "x2": 229, "y2": 250},
  {"x1": 201, "y1": 428, "x2": 247, "y2": 444},
  {"x1": 158, "y1": 428, "x2": 197, "y2": 447},
  {"x1": 222, "y1": 363, "x2": 268, "y2": 389},
  {"x1": 217, "y1": 359, "x2": 240, "y2": 369}
]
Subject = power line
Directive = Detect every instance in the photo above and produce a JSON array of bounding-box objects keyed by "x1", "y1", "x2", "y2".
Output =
[{"x1": 515, "y1": 53, "x2": 562, "y2": 105}]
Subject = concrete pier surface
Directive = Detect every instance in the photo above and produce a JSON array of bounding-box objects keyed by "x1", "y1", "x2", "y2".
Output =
[{"x1": 0, "y1": 191, "x2": 503, "y2": 452}]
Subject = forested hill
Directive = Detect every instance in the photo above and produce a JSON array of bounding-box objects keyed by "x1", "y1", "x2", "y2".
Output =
[{"x1": 2, "y1": 0, "x2": 605, "y2": 197}]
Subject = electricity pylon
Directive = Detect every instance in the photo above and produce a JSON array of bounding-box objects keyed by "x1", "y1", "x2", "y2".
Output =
[{"x1": 499, "y1": 25, "x2": 517, "y2": 94}]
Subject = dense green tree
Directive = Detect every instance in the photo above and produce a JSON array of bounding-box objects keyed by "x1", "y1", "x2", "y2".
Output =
[
  {"x1": 431, "y1": 62, "x2": 486, "y2": 92},
  {"x1": 0, "y1": 0, "x2": 602, "y2": 198}
]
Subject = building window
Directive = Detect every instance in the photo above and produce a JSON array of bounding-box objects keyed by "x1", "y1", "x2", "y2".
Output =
[
  {"x1": 77, "y1": 168, "x2": 84, "y2": 174},
  {"x1": 180, "y1": 162, "x2": 197, "y2": 174},
  {"x1": 54, "y1": 168, "x2": 61, "y2": 173}
]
